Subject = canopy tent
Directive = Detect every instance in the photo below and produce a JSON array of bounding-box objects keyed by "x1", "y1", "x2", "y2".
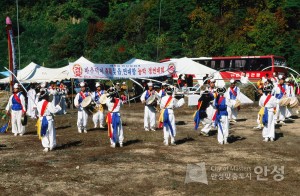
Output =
[
  {"x1": 166, "y1": 57, "x2": 225, "y2": 87},
  {"x1": 0, "y1": 62, "x2": 71, "y2": 83},
  {"x1": 0, "y1": 62, "x2": 39, "y2": 83},
  {"x1": 0, "y1": 71, "x2": 9, "y2": 77},
  {"x1": 21, "y1": 65, "x2": 70, "y2": 83},
  {"x1": 71, "y1": 56, "x2": 94, "y2": 66},
  {"x1": 124, "y1": 58, "x2": 157, "y2": 65}
]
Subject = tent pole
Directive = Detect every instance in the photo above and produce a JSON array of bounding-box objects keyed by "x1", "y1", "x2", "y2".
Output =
[
  {"x1": 71, "y1": 78, "x2": 74, "y2": 109},
  {"x1": 127, "y1": 80, "x2": 130, "y2": 107}
]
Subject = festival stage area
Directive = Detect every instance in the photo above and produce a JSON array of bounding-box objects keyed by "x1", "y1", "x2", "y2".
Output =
[{"x1": 0, "y1": 102, "x2": 299, "y2": 195}]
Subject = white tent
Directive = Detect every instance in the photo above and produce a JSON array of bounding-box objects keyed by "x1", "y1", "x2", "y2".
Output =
[
  {"x1": 124, "y1": 58, "x2": 157, "y2": 65},
  {"x1": 22, "y1": 65, "x2": 70, "y2": 83},
  {"x1": 0, "y1": 62, "x2": 71, "y2": 83},
  {"x1": 0, "y1": 62, "x2": 39, "y2": 83},
  {"x1": 166, "y1": 57, "x2": 225, "y2": 87},
  {"x1": 71, "y1": 56, "x2": 94, "y2": 66}
]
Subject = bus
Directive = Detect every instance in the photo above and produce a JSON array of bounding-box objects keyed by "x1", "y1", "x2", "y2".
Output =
[{"x1": 190, "y1": 55, "x2": 287, "y2": 82}]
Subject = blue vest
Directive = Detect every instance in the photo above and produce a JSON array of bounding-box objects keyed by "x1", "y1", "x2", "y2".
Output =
[
  {"x1": 145, "y1": 90, "x2": 151, "y2": 100},
  {"x1": 78, "y1": 92, "x2": 89, "y2": 104},
  {"x1": 161, "y1": 90, "x2": 166, "y2": 97},
  {"x1": 94, "y1": 90, "x2": 104, "y2": 102},
  {"x1": 215, "y1": 96, "x2": 228, "y2": 116},
  {"x1": 229, "y1": 87, "x2": 237, "y2": 100},
  {"x1": 12, "y1": 93, "x2": 23, "y2": 111}
]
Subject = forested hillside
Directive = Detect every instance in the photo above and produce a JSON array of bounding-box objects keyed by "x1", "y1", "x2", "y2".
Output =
[{"x1": 0, "y1": 0, "x2": 299, "y2": 70}]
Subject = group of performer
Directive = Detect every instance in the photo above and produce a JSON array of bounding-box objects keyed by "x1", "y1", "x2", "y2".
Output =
[
  {"x1": 254, "y1": 74, "x2": 299, "y2": 142},
  {"x1": 193, "y1": 79, "x2": 241, "y2": 145},
  {"x1": 3, "y1": 74, "x2": 299, "y2": 151}
]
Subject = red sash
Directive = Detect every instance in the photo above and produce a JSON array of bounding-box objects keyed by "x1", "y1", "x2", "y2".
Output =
[
  {"x1": 111, "y1": 98, "x2": 119, "y2": 112},
  {"x1": 13, "y1": 93, "x2": 25, "y2": 112},
  {"x1": 107, "y1": 98, "x2": 120, "y2": 138},
  {"x1": 41, "y1": 100, "x2": 49, "y2": 116},
  {"x1": 164, "y1": 96, "x2": 172, "y2": 108},
  {"x1": 218, "y1": 96, "x2": 225, "y2": 105},
  {"x1": 230, "y1": 87, "x2": 237, "y2": 97},
  {"x1": 264, "y1": 95, "x2": 272, "y2": 106},
  {"x1": 212, "y1": 96, "x2": 225, "y2": 121},
  {"x1": 197, "y1": 101, "x2": 202, "y2": 110},
  {"x1": 278, "y1": 84, "x2": 285, "y2": 94},
  {"x1": 80, "y1": 91, "x2": 87, "y2": 99}
]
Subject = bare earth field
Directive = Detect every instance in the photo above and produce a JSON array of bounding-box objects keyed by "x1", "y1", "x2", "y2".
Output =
[{"x1": 0, "y1": 100, "x2": 299, "y2": 195}]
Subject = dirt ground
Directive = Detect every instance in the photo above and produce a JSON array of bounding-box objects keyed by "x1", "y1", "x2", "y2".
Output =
[{"x1": 0, "y1": 99, "x2": 299, "y2": 195}]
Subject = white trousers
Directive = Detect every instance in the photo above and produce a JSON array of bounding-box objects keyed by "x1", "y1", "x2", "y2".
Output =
[
  {"x1": 108, "y1": 113, "x2": 124, "y2": 145},
  {"x1": 262, "y1": 109, "x2": 275, "y2": 139},
  {"x1": 201, "y1": 105, "x2": 216, "y2": 133},
  {"x1": 27, "y1": 99, "x2": 36, "y2": 118},
  {"x1": 285, "y1": 107, "x2": 292, "y2": 118},
  {"x1": 144, "y1": 106, "x2": 156, "y2": 129},
  {"x1": 227, "y1": 102, "x2": 238, "y2": 120},
  {"x1": 93, "y1": 111, "x2": 104, "y2": 127},
  {"x1": 163, "y1": 110, "x2": 176, "y2": 144},
  {"x1": 60, "y1": 96, "x2": 67, "y2": 114},
  {"x1": 217, "y1": 116, "x2": 229, "y2": 144},
  {"x1": 77, "y1": 110, "x2": 88, "y2": 130},
  {"x1": 11, "y1": 110, "x2": 25, "y2": 134},
  {"x1": 41, "y1": 119, "x2": 56, "y2": 149},
  {"x1": 201, "y1": 121, "x2": 212, "y2": 134},
  {"x1": 275, "y1": 104, "x2": 286, "y2": 121}
]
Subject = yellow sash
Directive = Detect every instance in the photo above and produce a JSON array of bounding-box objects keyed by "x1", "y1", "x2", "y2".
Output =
[
  {"x1": 36, "y1": 119, "x2": 42, "y2": 140},
  {"x1": 159, "y1": 96, "x2": 173, "y2": 124}
]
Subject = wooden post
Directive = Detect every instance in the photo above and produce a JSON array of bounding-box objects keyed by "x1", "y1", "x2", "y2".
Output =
[{"x1": 71, "y1": 78, "x2": 74, "y2": 109}]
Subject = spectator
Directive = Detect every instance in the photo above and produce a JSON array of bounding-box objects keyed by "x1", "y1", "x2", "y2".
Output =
[{"x1": 203, "y1": 74, "x2": 209, "y2": 84}]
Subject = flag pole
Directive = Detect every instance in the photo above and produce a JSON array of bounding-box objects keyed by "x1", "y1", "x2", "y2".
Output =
[{"x1": 6, "y1": 16, "x2": 18, "y2": 93}]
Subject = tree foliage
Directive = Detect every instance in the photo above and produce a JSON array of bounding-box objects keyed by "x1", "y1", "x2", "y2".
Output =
[{"x1": 0, "y1": 0, "x2": 299, "y2": 71}]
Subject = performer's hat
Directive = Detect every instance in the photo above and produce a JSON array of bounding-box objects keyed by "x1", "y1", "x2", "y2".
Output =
[
  {"x1": 278, "y1": 75, "x2": 283, "y2": 80},
  {"x1": 39, "y1": 88, "x2": 49, "y2": 98},
  {"x1": 165, "y1": 86, "x2": 173, "y2": 94},
  {"x1": 13, "y1": 83, "x2": 19, "y2": 89},
  {"x1": 40, "y1": 82, "x2": 46, "y2": 88},
  {"x1": 116, "y1": 82, "x2": 120, "y2": 85},
  {"x1": 79, "y1": 82, "x2": 86, "y2": 87},
  {"x1": 263, "y1": 84, "x2": 273, "y2": 92},
  {"x1": 230, "y1": 79, "x2": 235, "y2": 84},
  {"x1": 107, "y1": 87, "x2": 116, "y2": 93},
  {"x1": 147, "y1": 82, "x2": 153, "y2": 87},
  {"x1": 122, "y1": 82, "x2": 126, "y2": 85},
  {"x1": 285, "y1": 78, "x2": 290, "y2": 82},
  {"x1": 200, "y1": 84, "x2": 209, "y2": 92},
  {"x1": 95, "y1": 82, "x2": 100, "y2": 87},
  {"x1": 210, "y1": 79, "x2": 215, "y2": 83},
  {"x1": 262, "y1": 78, "x2": 268, "y2": 83},
  {"x1": 216, "y1": 87, "x2": 226, "y2": 94}
]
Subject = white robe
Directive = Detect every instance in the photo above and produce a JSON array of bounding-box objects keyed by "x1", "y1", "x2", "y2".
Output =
[
  {"x1": 225, "y1": 86, "x2": 241, "y2": 120},
  {"x1": 37, "y1": 99, "x2": 61, "y2": 149},
  {"x1": 106, "y1": 98, "x2": 123, "y2": 145},
  {"x1": 285, "y1": 85, "x2": 295, "y2": 117},
  {"x1": 92, "y1": 91, "x2": 106, "y2": 127},
  {"x1": 272, "y1": 85, "x2": 286, "y2": 121},
  {"x1": 74, "y1": 92, "x2": 90, "y2": 130},
  {"x1": 140, "y1": 90, "x2": 159, "y2": 130},
  {"x1": 5, "y1": 93, "x2": 26, "y2": 135},
  {"x1": 259, "y1": 94, "x2": 277, "y2": 139},
  {"x1": 27, "y1": 88, "x2": 36, "y2": 118},
  {"x1": 160, "y1": 95, "x2": 185, "y2": 144}
]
